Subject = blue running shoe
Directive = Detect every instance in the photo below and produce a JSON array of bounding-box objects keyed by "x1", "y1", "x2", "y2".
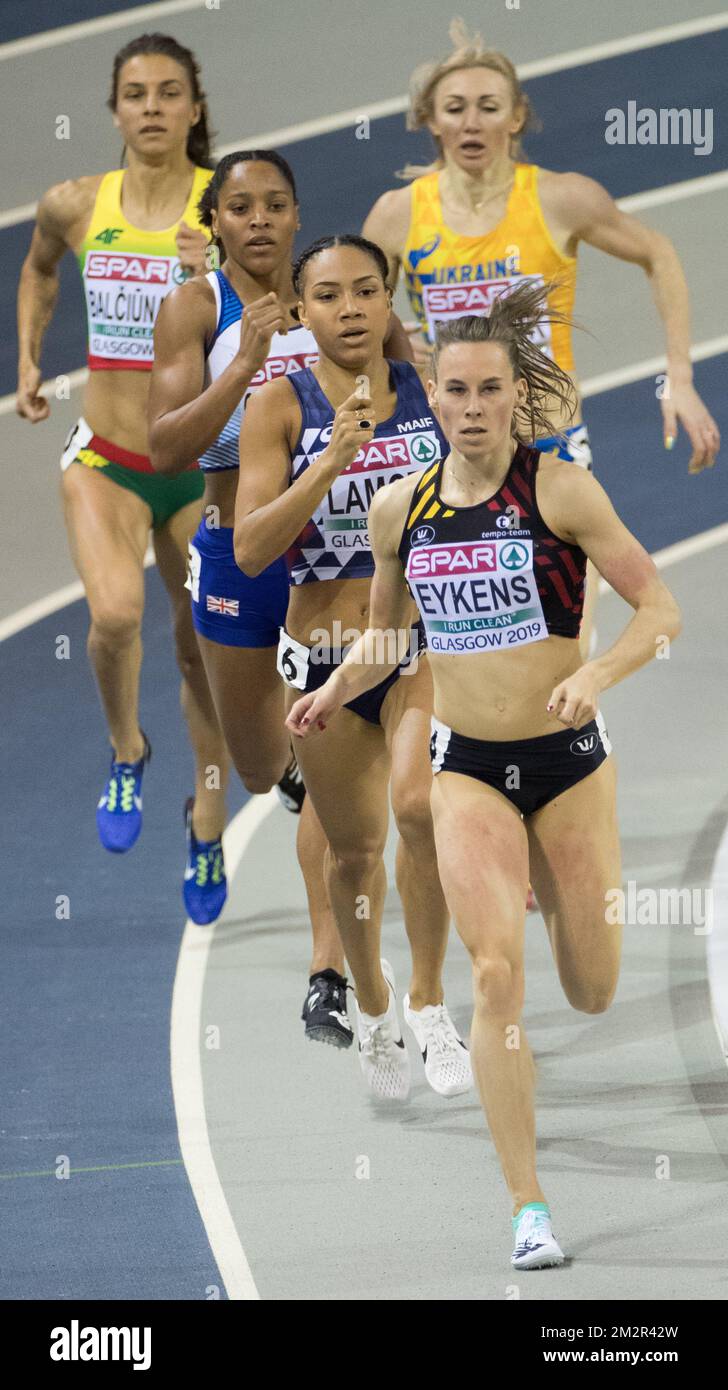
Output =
[
  {"x1": 96, "y1": 732, "x2": 151, "y2": 853},
  {"x1": 183, "y1": 798, "x2": 227, "y2": 926}
]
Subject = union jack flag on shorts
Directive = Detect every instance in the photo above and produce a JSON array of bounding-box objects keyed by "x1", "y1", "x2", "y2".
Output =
[{"x1": 206, "y1": 595, "x2": 240, "y2": 617}]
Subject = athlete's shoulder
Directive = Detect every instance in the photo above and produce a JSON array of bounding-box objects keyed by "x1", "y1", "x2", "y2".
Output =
[
  {"x1": 159, "y1": 273, "x2": 217, "y2": 331},
  {"x1": 363, "y1": 185, "x2": 412, "y2": 249},
  {"x1": 369, "y1": 469, "x2": 421, "y2": 533},
  {"x1": 536, "y1": 452, "x2": 607, "y2": 531},
  {"x1": 242, "y1": 374, "x2": 302, "y2": 432},
  {"x1": 37, "y1": 174, "x2": 102, "y2": 239},
  {"x1": 537, "y1": 169, "x2": 613, "y2": 226}
]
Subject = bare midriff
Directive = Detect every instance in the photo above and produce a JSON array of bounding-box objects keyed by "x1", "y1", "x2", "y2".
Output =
[{"x1": 429, "y1": 634, "x2": 584, "y2": 742}]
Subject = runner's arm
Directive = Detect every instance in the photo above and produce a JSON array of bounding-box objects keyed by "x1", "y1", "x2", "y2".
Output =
[
  {"x1": 149, "y1": 281, "x2": 249, "y2": 474},
  {"x1": 16, "y1": 182, "x2": 84, "y2": 421},
  {"x1": 553, "y1": 172, "x2": 719, "y2": 471},
  {"x1": 546, "y1": 466, "x2": 682, "y2": 695}
]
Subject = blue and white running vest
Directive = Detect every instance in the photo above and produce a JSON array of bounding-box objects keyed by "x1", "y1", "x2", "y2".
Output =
[
  {"x1": 198, "y1": 269, "x2": 318, "y2": 472},
  {"x1": 286, "y1": 360, "x2": 447, "y2": 584}
]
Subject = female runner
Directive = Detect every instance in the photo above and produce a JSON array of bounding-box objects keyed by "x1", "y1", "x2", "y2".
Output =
[
  {"x1": 363, "y1": 19, "x2": 718, "y2": 656},
  {"x1": 16, "y1": 34, "x2": 228, "y2": 924},
  {"x1": 234, "y1": 235, "x2": 473, "y2": 1101},
  {"x1": 149, "y1": 150, "x2": 349, "y2": 1044},
  {"x1": 286, "y1": 281, "x2": 681, "y2": 1268}
]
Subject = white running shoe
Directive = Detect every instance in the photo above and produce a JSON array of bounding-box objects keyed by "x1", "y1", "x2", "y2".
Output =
[
  {"x1": 511, "y1": 1207, "x2": 565, "y2": 1270},
  {"x1": 403, "y1": 994, "x2": 473, "y2": 1097},
  {"x1": 354, "y1": 959, "x2": 411, "y2": 1101}
]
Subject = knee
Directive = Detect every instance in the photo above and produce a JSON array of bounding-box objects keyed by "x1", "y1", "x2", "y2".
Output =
[
  {"x1": 175, "y1": 639, "x2": 203, "y2": 684},
  {"x1": 237, "y1": 766, "x2": 276, "y2": 796},
  {"x1": 566, "y1": 982, "x2": 615, "y2": 1015},
  {"x1": 329, "y1": 840, "x2": 384, "y2": 884},
  {"x1": 89, "y1": 604, "x2": 141, "y2": 649},
  {"x1": 391, "y1": 783, "x2": 434, "y2": 846},
  {"x1": 472, "y1": 954, "x2": 523, "y2": 1018}
]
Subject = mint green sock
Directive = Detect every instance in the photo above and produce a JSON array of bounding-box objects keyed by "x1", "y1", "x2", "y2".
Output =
[{"x1": 512, "y1": 1201, "x2": 550, "y2": 1232}]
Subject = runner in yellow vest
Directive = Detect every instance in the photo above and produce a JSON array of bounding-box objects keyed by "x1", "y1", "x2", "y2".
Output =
[
  {"x1": 364, "y1": 21, "x2": 719, "y2": 647},
  {"x1": 16, "y1": 34, "x2": 228, "y2": 923}
]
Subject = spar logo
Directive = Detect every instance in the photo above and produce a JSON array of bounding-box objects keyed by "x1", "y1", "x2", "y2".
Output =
[
  {"x1": 500, "y1": 542, "x2": 529, "y2": 570},
  {"x1": 407, "y1": 541, "x2": 497, "y2": 577},
  {"x1": 249, "y1": 352, "x2": 318, "y2": 387},
  {"x1": 411, "y1": 435, "x2": 438, "y2": 465},
  {"x1": 424, "y1": 280, "x2": 509, "y2": 315},
  {"x1": 85, "y1": 252, "x2": 170, "y2": 284}
]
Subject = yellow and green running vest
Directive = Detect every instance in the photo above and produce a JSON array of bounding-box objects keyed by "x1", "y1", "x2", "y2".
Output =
[
  {"x1": 403, "y1": 164, "x2": 577, "y2": 374},
  {"x1": 77, "y1": 165, "x2": 212, "y2": 371}
]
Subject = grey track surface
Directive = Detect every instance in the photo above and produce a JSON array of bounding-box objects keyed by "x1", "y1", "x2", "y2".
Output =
[
  {"x1": 201, "y1": 548, "x2": 728, "y2": 1301},
  {"x1": 2, "y1": 0, "x2": 719, "y2": 206}
]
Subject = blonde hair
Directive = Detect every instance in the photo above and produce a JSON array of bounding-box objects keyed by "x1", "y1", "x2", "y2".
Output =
[
  {"x1": 432, "y1": 279, "x2": 578, "y2": 445},
  {"x1": 399, "y1": 17, "x2": 538, "y2": 180}
]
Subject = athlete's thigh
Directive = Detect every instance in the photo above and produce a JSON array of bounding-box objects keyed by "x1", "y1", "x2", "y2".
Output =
[
  {"x1": 152, "y1": 498, "x2": 205, "y2": 599},
  {"x1": 381, "y1": 655, "x2": 434, "y2": 809},
  {"x1": 61, "y1": 464, "x2": 150, "y2": 616},
  {"x1": 526, "y1": 756, "x2": 622, "y2": 987},
  {"x1": 430, "y1": 772, "x2": 529, "y2": 960},
  {"x1": 197, "y1": 636, "x2": 284, "y2": 765},
  {"x1": 286, "y1": 690, "x2": 390, "y2": 854}
]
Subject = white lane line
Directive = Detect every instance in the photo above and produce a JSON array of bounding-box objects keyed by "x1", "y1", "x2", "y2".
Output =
[
  {"x1": 170, "y1": 790, "x2": 278, "y2": 1301},
  {"x1": 0, "y1": 0, "x2": 211, "y2": 61},
  {"x1": 2, "y1": 336, "x2": 724, "y2": 422},
  {"x1": 581, "y1": 336, "x2": 728, "y2": 398},
  {"x1": 619, "y1": 169, "x2": 728, "y2": 214},
  {"x1": 0, "y1": 367, "x2": 88, "y2": 416}
]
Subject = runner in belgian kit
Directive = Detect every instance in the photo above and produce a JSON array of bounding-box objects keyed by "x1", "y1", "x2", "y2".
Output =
[
  {"x1": 286, "y1": 281, "x2": 682, "y2": 1267},
  {"x1": 149, "y1": 151, "x2": 351, "y2": 1044},
  {"x1": 363, "y1": 20, "x2": 719, "y2": 655},
  {"x1": 15, "y1": 34, "x2": 229, "y2": 925},
  {"x1": 235, "y1": 235, "x2": 473, "y2": 1100}
]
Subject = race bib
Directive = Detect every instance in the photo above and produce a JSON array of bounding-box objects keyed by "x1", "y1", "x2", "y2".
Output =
[
  {"x1": 406, "y1": 536, "x2": 548, "y2": 655},
  {"x1": 186, "y1": 540, "x2": 201, "y2": 604},
  {"x1": 319, "y1": 430, "x2": 442, "y2": 558},
  {"x1": 83, "y1": 250, "x2": 185, "y2": 366},
  {"x1": 276, "y1": 630, "x2": 310, "y2": 690},
  {"x1": 60, "y1": 417, "x2": 93, "y2": 471}
]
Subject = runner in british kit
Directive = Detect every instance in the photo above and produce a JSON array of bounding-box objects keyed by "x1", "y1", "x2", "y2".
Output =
[
  {"x1": 286, "y1": 281, "x2": 681, "y2": 1268},
  {"x1": 234, "y1": 235, "x2": 474, "y2": 1100},
  {"x1": 16, "y1": 34, "x2": 229, "y2": 925}
]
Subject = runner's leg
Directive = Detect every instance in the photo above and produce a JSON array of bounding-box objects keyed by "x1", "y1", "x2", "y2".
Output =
[
  {"x1": 61, "y1": 463, "x2": 149, "y2": 761},
  {"x1": 153, "y1": 501, "x2": 229, "y2": 839},
  {"x1": 431, "y1": 771, "x2": 544, "y2": 1211}
]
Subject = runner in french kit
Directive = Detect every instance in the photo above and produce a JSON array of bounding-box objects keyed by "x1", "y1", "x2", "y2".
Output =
[
  {"x1": 234, "y1": 234, "x2": 473, "y2": 1101},
  {"x1": 15, "y1": 34, "x2": 229, "y2": 925},
  {"x1": 285, "y1": 279, "x2": 682, "y2": 1268}
]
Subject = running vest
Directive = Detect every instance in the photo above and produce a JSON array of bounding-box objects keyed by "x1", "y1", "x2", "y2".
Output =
[
  {"x1": 77, "y1": 166, "x2": 212, "y2": 371},
  {"x1": 286, "y1": 360, "x2": 447, "y2": 584},
  {"x1": 199, "y1": 269, "x2": 318, "y2": 472},
  {"x1": 398, "y1": 443, "x2": 586, "y2": 654},
  {"x1": 403, "y1": 164, "x2": 576, "y2": 373}
]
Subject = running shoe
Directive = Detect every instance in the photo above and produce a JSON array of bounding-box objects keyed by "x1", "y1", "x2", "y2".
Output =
[
  {"x1": 301, "y1": 968, "x2": 353, "y2": 1048},
  {"x1": 511, "y1": 1205, "x2": 565, "y2": 1270},
  {"x1": 403, "y1": 994, "x2": 473, "y2": 1097},
  {"x1": 96, "y1": 732, "x2": 151, "y2": 853},
  {"x1": 276, "y1": 748, "x2": 306, "y2": 814},
  {"x1": 354, "y1": 958, "x2": 411, "y2": 1101},
  {"x1": 183, "y1": 797, "x2": 227, "y2": 926}
]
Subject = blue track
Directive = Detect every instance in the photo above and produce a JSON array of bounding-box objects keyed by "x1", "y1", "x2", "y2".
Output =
[{"x1": 1, "y1": 28, "x2": 726, "y2": 394}]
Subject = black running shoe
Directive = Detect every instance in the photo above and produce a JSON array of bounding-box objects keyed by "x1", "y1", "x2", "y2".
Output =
[
  {"x1": 301, "y1": 969, "x2": 353, "y2": 1048},
  {"x1": 276, "y1": 748, "x2": 306, "y2": 814}
]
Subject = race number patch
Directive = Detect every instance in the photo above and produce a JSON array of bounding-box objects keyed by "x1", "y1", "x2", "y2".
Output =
[
  {"x1": 405, "y1": 537, "x2": 548, "y2": 654},
  {"x1": 83, "y1": 250, "x2": 183, "y2": 366},
  {"x1": 422, "y1": 273, "x2": 552, "y2": 355}
]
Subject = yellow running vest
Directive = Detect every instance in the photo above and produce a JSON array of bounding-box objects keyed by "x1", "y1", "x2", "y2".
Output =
[
  {"x1": 403, "y1": 164, "x2": 576, "y2": 375},
  {"x1": 77, "y1": 165, "x2": 212, "y2": 371}
]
